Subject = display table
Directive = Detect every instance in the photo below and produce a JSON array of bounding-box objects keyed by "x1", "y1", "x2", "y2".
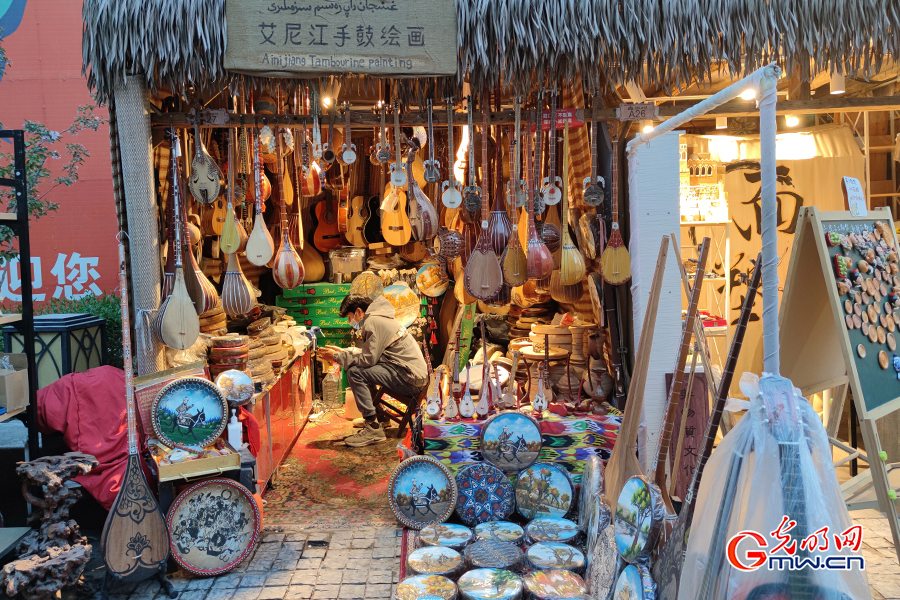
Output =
[{"x1": 423, "y1": 411, "x2": 621, "y2": 485}]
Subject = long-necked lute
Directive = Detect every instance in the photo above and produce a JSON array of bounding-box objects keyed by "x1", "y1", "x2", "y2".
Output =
[
  {"x1": 272, "y1": 127, "x2": 305, "y2": 289},
  {"x1": 525, "y1": 108, "x2": 554, "y2": 280},
  {"x1": 246, "y1": 126, "x2": 276, "y2": 266}
]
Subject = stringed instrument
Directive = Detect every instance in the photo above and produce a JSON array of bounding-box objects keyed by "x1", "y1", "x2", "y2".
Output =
[
  {"x1": 162, "y1": 160, "x2": 177, "y2": 299},
  {"x1": 556, "y1": 126, "x2": 586, "y2": 286},
  {"x1": 541, "y1": 90, "x2": 562, "y2": 205},
  {"x1": 461, "y1": 96, "x2": 481, "y2": 218},
  {"x1": 273, "y1": 128, "x2": 305, "y2": 289},
  {"x1": 459, "y1": 361, "x2": 476, "y2": 419},
  {"x1": 441, "y1": 98, "x2": 463, "y2": 209},
  {"x1": 220, "y1": 129, "x2": 242, "y2": 254},
  {"x1": 380, "y1": 150, "x2": 412, "y2": 247},
  {"x1": 246, "y1": 127, "x2": 276, "y2": 266},
  {"x1": 446, "y1": 338, "x2": 461, "y2": 420},
  {"x1": 102, "y1": 235, "x2": 171, "y2": 588},
  {"x1": 511, "y1": 97, "x2": 527, "y2": 207},
  {"x1": 295, "y1": 181, "x2": 326, "y2": 282},
  {"x1": 313, "y1": 188, "x2": 344, "y2": 252},
  {"x1": 339, "y1": 104, "x2": 357, "y2": 165},
  {"x1": 178, "y1": 183, "x2": 219, "y2": 316},
  {"x1": 188, "y1": 112, "x2": 222, "y2": 204},
  {"x1": 424, "y1": 342, "x2": 443, "y2": 419},
  {"x1": 156, "y1": 130, "x2": 200, "y2": 350},
  {"x1": 532, "y1": 358, "x2": 549, "y2": 416},
  {"x1": 201, "y1": 196, "x2": 227, "y2": 236},
  {"x1": 600, "y1": 123, "x2": 632, "y2": 285},
  {"x1": 474, "y1": 319, "x2": 492, "y2": 419},
  {"x1": 463, "y1": 98, "x2": 503, "y2": 301},
  {"x1": 405, "y1": 147, "x2": 439, "y2": 241},
  {"x1": 374, "y1": 102, "x2": 392, "y2": 164},
  {"x1": 388, "y1": 100, "x2": 407, "y2": 187},
  {"x1": 487, "y1": 101, "x2": 511, "y2": 256},
  {"x1": 364, "y1": 163, "x2": 386, "y2": 244},
  {"x1": 502, "y1": 350, "x2": 519, "y2": 408},
  {"x1": 582, "y1": 94, "x2": 604, "y2": 206},
  {"x1": 501, "y1": 106, "x2": 527, "y2": 287},
  {"x1": 221, "y1": 251, "x2": 256, "y2": 317},
  {"x1": 490, "y1": 363, "x2": 504, "y2": 410},
  {"x1": 525, "y1": 108, "x2": 555, "y2": 281},
  {"x1": 345, "y1": 158, "x2": 368, "y2": 246},
  {"x1": 652, "y1": 255, "x2": 761, "y2": 600},
  {"x1": 322, "y1": 105, "x2": 337, "y2": 165},
  {"x1": 423, "y1": 99, "x2": 441, "y2": 183}
]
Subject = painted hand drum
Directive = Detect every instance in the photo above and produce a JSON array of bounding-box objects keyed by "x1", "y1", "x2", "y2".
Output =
[
  {"x1": 389, "y1": 455, "x2": 458, "y2": 529},
  {"x1": 152, "y1": 377, "x2": 228, "y2": 450},
  {"x1": 166, "y1": 478, "x2": 260, "y2": 575},
  {"x1": 397, "y1": 574, "x2": 458, "y2": 600},
  {"x1": 455, "y1": 463, "x2": 516, "y2": 526},
  {"x1": 526, "y1": 542, "x2": 585, "y2": 573},
  {"x1": 577, "y1": 455, "x2": 604, "y2": 530},
  {"x1": 474, "y1": 521, "x2": 524, "y2": 545},
  {"x1": 585, "y1": 499, "x2": 617, "y2": 600},
  {"x1": 611, "y1": 564, "x2": 656, "y2": 600},
  {"x1": 524, "y1": 518, "x2": 580, "y2": 545},
  {"x1": 522, "y1": 569, "x2": 589, "y2": 600},
  {"x1": 464, "y1": 541, "x2": 524, "y2": 571},
  {"x1": 407, "y1": 546, "x2": 464, "y2": 579},
  {"x1": 457, "y1": 569, "x2": 523, "y2": 600},
  {"x1": 479, "y1": 411, "x2": 542, "y2": 474},
  {"x1": 614, "y1": 477, "x2": 662, "y2": 564},
  {"x1": 514, "y1": 463, "x2": 574, "y2": 520},
  {"x1": 419, "y1": 523, "x2": 474, "y2": 551}
]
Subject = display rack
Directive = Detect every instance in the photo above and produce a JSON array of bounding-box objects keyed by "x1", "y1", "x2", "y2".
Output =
[{"x1": 0, "y1": 130, "x2": 39, "y2": 457}]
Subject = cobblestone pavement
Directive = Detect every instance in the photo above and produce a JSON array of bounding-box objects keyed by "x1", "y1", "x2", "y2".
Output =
[{"x1": 855, "y1": 510, "x2": 900, "y2": 599}]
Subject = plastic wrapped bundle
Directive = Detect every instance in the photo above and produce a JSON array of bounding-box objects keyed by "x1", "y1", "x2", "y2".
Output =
[{"x1": 677, "y1": 373, "x2": 869, "y2": 600}]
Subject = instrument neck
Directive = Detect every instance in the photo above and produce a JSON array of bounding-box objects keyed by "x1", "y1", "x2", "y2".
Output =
[
  {"x1": 467, "y1": 97, "x2": 476, "y2": 183},
  {"x1": 171, "y1": 133, "x2": 185, "y2": 268},
  {"x1": 561, "y1": 125, "x2": 570, "y2": 243},
  {"x1": 392, "y1": 99, "x2": 402, "y2": 162},
  {"x1": 276, "y1": 132, "x2": 289, "y2": 245},
  {"x1": 590, "y1": 99, "x2": 599, "y2": 181},
  {"x1": 344, "y1": 105, "x2": 352, "y2": 147},
  {"x1": 118, "y1": 241, "x2": 138, "y2": 456},
  {"x1": 610, "y1": 129, "x2": 619, "y2": 224},
  {"x1": 526, "y1": 110, "x2": 537, "y2": 232},
  {"x1": 446, "y1": 99, "x2": 456, "y2": 185},
  {"x1": 253, "y1": 128, "x2": 263, "y2": 215},
  {"x1": 547, "y1": 92, "x2": 557, "y2": 179},
  {"x1": 427, "y1": 99, "x2": 435, "y2": 161},
  {"x1": 480, "y1": 98, "x2": 489, "y2": 224}
]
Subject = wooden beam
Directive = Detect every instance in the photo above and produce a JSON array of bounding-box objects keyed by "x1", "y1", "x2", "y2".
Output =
[{"x1": 148, "y1": 96, "x2": 900, "y2": 129}]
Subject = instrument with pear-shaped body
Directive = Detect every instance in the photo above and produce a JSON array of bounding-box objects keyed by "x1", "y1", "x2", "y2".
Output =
[
  {"x1": 273, "y1": 128, "x2": 305, "y2": 289},
  {"x1": 424, "y1": 341, "x2": 444, "y2": 419},
  {"x1": 246, "y1": 127, "x2": 276, "y2": 266},
  {"x1": 188, "y1": 112, "x2": 222, "y2": 204},
  {"x1": 458, "y1": 360, "x2": 476, "y2": 419},
  {"x1": 220, "y1": 128, "x2": 242, "y2": 254},
  {"x1": 582, "y1": 94, "x2": 605, "y2": 206},
  {"x1": 551, "y1": 126, "x2": 587, "y2": 302},
  {"x1": 406, "y1": 147, "x2": 439, "y2": 241},
  {"x1": 441, "y1": 98, "x2": 463, "y2": 208},
  {"x1": 525, "y1": 108, "x2": 555, "y2": 280},
  {"x1": 502, "y1": 109, "x2": 527, "y2": 287},
  {"x1": 474, "y1": 319, "x2": 492, "y2": 419},
  {"x1": 488, "y1": 101, "x2": 511, "y2": 257},
  {"x1": 600, "y1": 123, "x2": 632, "y2": 285},
  {"x1": 389, "y1": 100, "x2": 407, "y2": 187}
]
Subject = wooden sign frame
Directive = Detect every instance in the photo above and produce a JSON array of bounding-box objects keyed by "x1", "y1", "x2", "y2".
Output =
[{"x1": 780, "y1": 205, "x2": 900, "y2": 561}]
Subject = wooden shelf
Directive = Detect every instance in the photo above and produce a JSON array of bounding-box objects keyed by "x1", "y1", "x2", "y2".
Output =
[
  {"x1": 0, "y1": 406, "x2": 25, "y2": 423},
  {"x1": 0, "y1": 314, "x2": 22, "y2": 325}
]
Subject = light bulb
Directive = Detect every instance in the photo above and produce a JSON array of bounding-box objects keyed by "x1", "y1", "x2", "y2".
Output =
[
  {"x1": 640, "y1": 120, "x2": 654, "y2": 133},
  {"x1": 785, "y1": 115, "x2": 800, "y2": 127},
  {"x1": 716, "y1": 117, "x2": 727, "y2": 130},
  {"x1": 739, "y1": 89, "x2": 756, "y2": 101},
  {"x1": 323, "y1": 97, "x2": 332, "y2": 107},
  {"x1": 831, "y1": 72, "x2": 846, "y2": 95}
]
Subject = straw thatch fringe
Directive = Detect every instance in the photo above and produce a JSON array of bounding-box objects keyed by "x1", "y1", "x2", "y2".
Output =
[{"x1": 83, "y1": 0, "x2": 900, "y2": 105}]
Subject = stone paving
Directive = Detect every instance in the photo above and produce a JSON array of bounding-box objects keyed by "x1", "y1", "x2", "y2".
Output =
[{"x1": 854, "y1": 510, "x2": 900, "y2": 599}]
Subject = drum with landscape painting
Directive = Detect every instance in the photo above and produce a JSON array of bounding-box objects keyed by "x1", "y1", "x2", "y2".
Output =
[
  {"x1": 407, "y1": 546, "x2": 465, "y2": 579},
  {"x1": 457, "y1": 569, "x2": 523, "y2": 600},
  {"x1": 473, "y1": 521, "x2": 524, "y2": 545},
  {"x1": 396, "y1": 574, "x2": 458, "y2": 600},
  {"x1": 526, "y1": 542, "x2": 585, "y2": 573},
  {"x1": 522, "y1": 569, "x2": 589, "y2": 600},
  {"x1": 418, "y1": 523, "x2": 474, "y2": 551},
  {"x1": 515, "y1": 463, "x2": 575, "y2": 520},
  {"x1": 524, "y1": 517, "x2": 580, "y2": 545}
]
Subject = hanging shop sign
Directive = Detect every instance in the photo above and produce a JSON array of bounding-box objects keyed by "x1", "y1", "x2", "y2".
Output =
[
  {"x1": 224, "y1": 0, "x2": 458, "y2": 77},
  {"x1": 616, "y1": 103, "x2": 658, "y2": 121}
]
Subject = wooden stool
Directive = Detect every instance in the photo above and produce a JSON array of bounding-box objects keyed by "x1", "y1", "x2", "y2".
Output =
[{"x1": 373, "y1": 386, "x2": 426, "y2": 438}]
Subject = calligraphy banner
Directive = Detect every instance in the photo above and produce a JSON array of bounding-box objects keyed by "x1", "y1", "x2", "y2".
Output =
[
  {"x1": 723, "y1": 155, "x2": 862, "y2": 394},
  {"x1": 225, "y1": 0, "x2": 458, "y2": 77}
]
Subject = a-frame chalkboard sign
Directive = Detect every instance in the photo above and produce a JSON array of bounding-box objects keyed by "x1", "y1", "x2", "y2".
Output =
[{"x1": 780, "y1": 205, "x2": 900, "y2": 561}]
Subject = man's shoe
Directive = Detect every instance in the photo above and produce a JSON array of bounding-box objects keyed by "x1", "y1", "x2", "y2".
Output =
[
  {"x1": 344, "y1": 423, "x2": 388, "y2": 447},
  {"x1": 352, "y1": 416, "x2": 391, "y2": 428}
]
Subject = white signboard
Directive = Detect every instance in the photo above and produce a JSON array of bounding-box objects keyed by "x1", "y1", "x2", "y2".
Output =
[
  {"x1": 225, "y1": 0, "x2": 458, "y2": 77},
  {"x1": 617, "y1": 102, "x2": 658, "y2": 121},
  {"x1": 842, "y1": 176, "x2": 867, "y2": 217}
]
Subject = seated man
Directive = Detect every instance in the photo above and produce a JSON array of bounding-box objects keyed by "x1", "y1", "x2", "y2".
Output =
[{"x1": 317, "y1": 294, "x2": 428, "y2": 447}]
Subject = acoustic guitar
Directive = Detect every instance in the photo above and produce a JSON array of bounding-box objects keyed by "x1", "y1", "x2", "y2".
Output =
[
  {"x1": 188, "y1": 112, "x2": 222, "y2": 204},
  {"x1": 345, "y1": 158, "x2": 368, "y2": 246},
  {"x1": 294, "y1": 181, "x2": 326, "y2": 283},
  {"x1": 102, "y1": 236, "x2": 172, "y2": 594},
  {"x1": 313, "y1": 188, "x2": 344, "y2": 252},
  {"x1": 463, "y1": 98, "x2": 503, "y2": 301},
  {"x1": 380, "y1": 123, "x2": 412, "y2": 245},
  {"x1": 364, "y1": 164, "x2": 386, "y2": 244},
  {"x1": 337, "y1": 167, "x2": 349, "y2": 233}
]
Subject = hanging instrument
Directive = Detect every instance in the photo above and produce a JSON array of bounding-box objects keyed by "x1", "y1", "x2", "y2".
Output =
[
  {"x1": 540, "y1": 90, "x2": 562, "y2": 205},
  {"x1": 556, "y1": 126, "x2": 586, "y2": 286},
  {"x1": 462, "y1": 96, "x2": 481, "y2": 217},
  {"x1": 441, "y1": 97, "x2": 463, "y2": 208},
  {"x1": 599, "y1": 124, "x2": 632, "y2": 285},
  {"x1": 525, "y1": 108, "x2": 554, "y2": 281},
  {"x1": 273, "y1": 127, "x2": 305, "y2": 289},
  {"x1": 246, "y1": 126, "x2": 276, "y2": 266},
  {"x1": 339, "y1": 103, "x2": 357, "y2": 165},
  {"x1": 389, "y1": 100, "x2": 407, "y2": 187},
  {"x1": 188, "y1": 111, "x2": 222, "y2": 204},
  {"x1": 220, "y1": 128, "x2": 242, "y2": 254},
  {"x1": 423, "y1": 99, "x2": 441, "y2": 184},
  {"x1": 582, "y1": 94, "x2": 604, "y2": 206},
  {"x1": 406, "y1": 147, "x2": 439, "y2": 241}
]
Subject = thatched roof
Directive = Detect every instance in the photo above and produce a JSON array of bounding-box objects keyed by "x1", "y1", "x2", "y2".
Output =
[{"x1": 83, "y1": 0, "x2": 900, "y2": 104}]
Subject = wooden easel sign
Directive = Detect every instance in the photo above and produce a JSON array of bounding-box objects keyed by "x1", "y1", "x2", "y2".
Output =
[{"x1": 780, "y1": 205, "x2": 900, "y2": 561}]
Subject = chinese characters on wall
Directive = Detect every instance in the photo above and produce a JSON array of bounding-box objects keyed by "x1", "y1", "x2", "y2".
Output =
[{"x1": 0, "y1": 253, "x2": 103, "y2": 302}]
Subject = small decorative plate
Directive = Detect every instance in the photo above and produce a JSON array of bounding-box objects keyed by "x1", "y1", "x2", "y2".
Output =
[
  {"x1": 525, "y1": 518, "x2": 581, "y2": 545},
  {"x1": 396, "y1": 574, "x2": 458, "y2": 600},
  {"x1": 417, "y1": 264, "x2": 450, "y2": 297},
  {"x1": 464, "y1": 541, "x2": 524, "y2": 571},
  {"x1": 515, "y1": 462, "x2": 575, "y2": 519},
  {"x1": 407, "y1": 546, "x2": 464, "y2": 579},
  {"x1": 419, "y1": 523, "x2": 474, "y2": 551},
  {"x1": 577, "y1": 456, "x2": 604, "y2": 530},
  {"x1": 457, "y1": 569, "x2": 523, "y2": 600},
  {"x1": 152, "y1": 377, "x2": 228, "y2": 450},
  {"x1": 383, "y1": 283, "x2": 420, "y2": 327},
  {"x1": 214, "y1": 370, "x2": 255, "y2": 405},
  {"x1": 167, "y1": 478, "x2": 260, "y2": 575},
  {"x1": 479, "y1": 411, "x2": 542, "y2": 474},
  {"x1": 474, "y1": 521, "x2": 524, "y2": 544},
  {"x1": 455, "y1": 463, "x2": 516, "y2": 526},
  {"x1": 522, "y1": 569, "x2": 588, "y2": 600},
  {"x1": 389, "y1": 456, "x2": 458, "y2": 529},
  {"x1": 526, "y1": 543, "x2": 586, "y2": 573},
  {"x1": 349, "y1": 271, "x2": 384, "y2": 300}
]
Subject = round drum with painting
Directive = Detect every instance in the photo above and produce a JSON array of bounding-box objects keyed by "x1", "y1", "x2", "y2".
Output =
[
  {"x1": 525, "y1": 518, "x2": 580, "y2": 545},
  {"x1": 522, "y1": 569, "x2": 588, "y2": 600},
  {"x1": 457, "y1": 569, "x2": 523, "y2": 600},
  {"x1": 396, "y1": 574, "x2": 458, "y2": 600},
  {"x1": 464, "y1": 541, "x2": 524, "y2": 571},
  {"x1": 587, "y1": 512, "x2": 618, "y2": 600},
  {"x1": 417, "y1": 264, "x2": 450, "y2": 297},
  {"x1": 166, "y1": 478, "x2": 260, "y2": 575},
  {"x1": 614, "y1": 477, "x2": 662, "y2": 564},
  {"x1": 515, "y1": 463, "x2": 575, "y2": 519},
  {"x1": 406, "y1": 546, "x2": 464, "y2": 579},
  {"x1": 577, "y1": 456, "x2": 604, "y2": 530},
  {"x1": 389, "y1": 456, "x2": 457, "y2": 529},
  {"x1": 479, "y1": 412, "x2": 542, "y2": 474},
  {"x1": 152, "y1": 377, "x2": 228, "y2": 450},
  {"x1": 474, "y1": 521, "x2": 524, "y2": 544},
  {"x1": 349, "y1": 271, "x2": 384, "y2": 300},
  {"x1": 419, "y1": 523, "x2": 474, "y2": 551},
  {"x1": 611, "y1": 564, "x2": 654, "y2": 600},
  {"x1": 526, "y1": 543, "x2": 585, "y2": 573},
  {"x1": 214, "y1": 370, "x2": 255, "y2": 405},
  {"x1": 455, "y1": 463, "x2": 516, "y2": 526},
  {"x1": 584, "y1": 498, "x2": 613, "y2": 577},
  {"x1": 383, "y1": 283, "x2": 420, "y2": 327}
]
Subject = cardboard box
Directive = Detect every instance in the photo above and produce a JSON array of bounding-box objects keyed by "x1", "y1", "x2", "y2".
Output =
[
  {"x1": 152, "y1": 439, "x2": 241, "y2": 482},
  {"x1": 0, "y1": 353, "x2": 29, "y2": 414}
]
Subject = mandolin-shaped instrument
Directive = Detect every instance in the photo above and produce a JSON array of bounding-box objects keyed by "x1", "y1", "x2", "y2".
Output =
[
  {"x1": 441, "y1": 98, "x2": 463, "y2": 208},
  {"x1": 273, "y1": 129, "x2": 305, "y2": 289},
  {"x1": 423, "y1": 99, "x2": 441, "y2": 183},
  {"x1": 541, "y1": 90, "x2": 562, "y2": 205},
  {"x1": 339, "y1": 103, "x2": 357, "y2": 165},
  {"x1": 156, "y1": 130, "x2": 201, "y2": 350},
  {"x1": 461, "y1": 96, "x2": 481, "y2": 217},
  {"x1": 556, "y1": 126, "x2": 586, "y2": 286},
  {"x1": 458, "y1": 360, "x2": 476, "y2": 419},
  {"x1": 600, "y1": 124, "x2": 632, "y2": 285},
  {"x1": 188, "y1": 112, "x2": 222, "y2": 204},
  {"x1": 525, "y1": 108, "x2": 555, "y2": 281},
  {"x1": 501, "y1": 120, "x2": 527, "y2": 286},
  {"x1": 582, "y1": 94, "x2": 604, "y2": 206},
  {"x1": 102, "y1": 235, "x2": 173, "y2": 594},
  {"x1": 406, "y1": 148, "x2": 439, "y2": 241},
  {"x1": 246, "y1": 127, "x2": 276, "y2": 266},
  {"x1": 463, "y1": 98, "x2": 503, "y2": 301},
  {"x1": 389, "y1": 100, "x2": 407, "y2": 187},
  {"x1": 220, "y1": 129, "x2": 242, "y2": 255}
]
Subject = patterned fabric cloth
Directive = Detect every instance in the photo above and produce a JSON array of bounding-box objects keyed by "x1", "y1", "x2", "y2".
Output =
[{"x1": 562, "y1": 76, "x2": 592, "y2": 210}]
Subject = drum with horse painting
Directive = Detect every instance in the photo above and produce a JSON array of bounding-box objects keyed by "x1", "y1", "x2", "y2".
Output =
[
  {"x1": 389, "y1": 455, "x2": 457, "y2": 530},
  {"x1": 479, "y1": 411, "x2": 542, "y2": 474}
]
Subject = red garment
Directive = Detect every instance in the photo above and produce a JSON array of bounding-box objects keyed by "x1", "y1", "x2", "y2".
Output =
[
  {"x1": 238, "y1": 405, "x2": 260, "y2": 456},
  {"x1": 37, "y1": 366, "x2": 146, "y2": 510}
]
